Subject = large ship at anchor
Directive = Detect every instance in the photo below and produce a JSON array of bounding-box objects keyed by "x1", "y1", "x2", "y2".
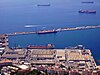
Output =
[
  {"x1": 79, "y1": 10, "x2": 96, "y2": 13},
  {"x1": 37, "y1": 29, "x2": 57, "y2": 34},
  {"x1": 37, "y1": 4, "x2": 50, "y2": 6}
]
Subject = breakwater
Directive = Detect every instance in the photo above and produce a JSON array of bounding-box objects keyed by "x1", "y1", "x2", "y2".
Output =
[{"x1": 7, "y1": 25, "x2": 100, "y2": 36}]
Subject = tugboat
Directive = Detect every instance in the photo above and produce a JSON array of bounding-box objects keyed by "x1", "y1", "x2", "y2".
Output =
[
  {"x1": 79, "y1": 10, "x2": 96, "y2": 13},
  {"x1": 37, "y1": 29, "x2": 57, "y2": 34},
  {"x1": 27, "y1": 44, "x2": 54, "y2": 49}
]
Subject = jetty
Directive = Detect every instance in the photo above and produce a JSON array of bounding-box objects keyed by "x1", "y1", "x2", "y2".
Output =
[
  {"x1": 7, "y1": 31, "x2": 36, "y2": 36},
  {"x1": 7, "y1": 25, "x2": 100, "y2": 36}
]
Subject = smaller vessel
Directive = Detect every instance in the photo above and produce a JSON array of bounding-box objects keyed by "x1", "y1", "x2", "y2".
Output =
[
  {"x1": 37, "y1": 4, "x2": 50, "y2": 6},
  {"x1": 24, "y1": 25, "x2": 40, "y2": 28},
  {"x1": 66, "y1": 45, "x2": 84, "y2": 50},
  {"x1": 79, "y1": 10, "x2": 96, "y2": 13},
  {"x1": 81, "y1": 2, "x2": 94, "y2": 3},
  {"x1": 27, "y1": 44, "x2": 54, "y2": 49},
  {"x1": 37, "y1": 29, "x2": 57, "y2": 34}
]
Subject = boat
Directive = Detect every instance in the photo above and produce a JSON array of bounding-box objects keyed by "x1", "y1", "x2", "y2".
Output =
[
  {"x1": 79, "y1": 10, "x2": 96, "y2": 13},
  {"x1": 24, "y1": 25, "x2": 41, "y2": 28},
  {"x1": 37, "y1": 29, "x2": 57, "y2": 34},
  {"x1": 96, "y1": 60, "x2": 100, "y2": 62},
  {"x1": 81, "y1": 2, "x2": 94, "y2": 3},
  {"x1": 27, "y1": 44, "x2": 54, "y2": 49},
  {"x1": 37, "y1": 4, "x2": 50, "y2": 6}
]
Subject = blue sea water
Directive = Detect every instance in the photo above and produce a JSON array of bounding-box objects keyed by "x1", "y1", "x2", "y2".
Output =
[{"x1": 0, "y1": 0, "x2": 100, "y2": 64}]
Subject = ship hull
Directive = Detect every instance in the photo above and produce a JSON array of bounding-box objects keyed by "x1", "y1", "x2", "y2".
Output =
[
  {"x1": 27, "y1": 47, "x2": 54, "y2": 49},
  {"x1": 79, "y1": 10, "x2": 96, "y2": 13},
  {"x1": 37, "y1": 4, "x2": 50, "y2": 6},
  {"x1": 81, "y1": 2, "x2": 94, "y2": 3},
  {"x1": 37, "y1": 31, "x2": 57, "y2": 34},
  {"x1": 27, "y1": 44, "x2": 54, "y2": 49}
]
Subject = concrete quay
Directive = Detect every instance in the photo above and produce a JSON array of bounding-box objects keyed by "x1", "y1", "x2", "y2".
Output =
[
  {"x1": 0, "y1": 46, "x2": 97, "y2": 68},
  {"x1": 7, "y1": 31, "x2": 36, "y2": 36},
  {"x1": 0, "y1": 45, "x2": 100, "y2": 75}
]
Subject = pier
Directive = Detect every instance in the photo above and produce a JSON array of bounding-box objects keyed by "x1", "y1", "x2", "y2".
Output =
[
  {"x1": 7, "y1": 31, "x2": 36, "y2": 36},
  {"x1": 7, "y1": 25, "x2": 100, "y2": 36}
]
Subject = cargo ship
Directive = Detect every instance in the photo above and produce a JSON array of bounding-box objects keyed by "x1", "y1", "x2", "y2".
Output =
[
  {"x1": 81, "y1": 2, "x2": 94, "y2": 3},
  {"x1": 27, "y1": 44, "x2": 54, "y2": 49},
  {"x1": 79, "y1": 10, "x2": 96, "y2": 13},
  {"x1": 37, "y1": 4, "x2": 50, "y2": 6},
  {"x1": 37, "y1": 30, "x2": 57, "y2": 34}
]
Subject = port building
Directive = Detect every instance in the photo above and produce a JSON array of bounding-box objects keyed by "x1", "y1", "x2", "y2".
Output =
[{"x1": 0, "y1": 45, "x2": 97, "y2": 71}]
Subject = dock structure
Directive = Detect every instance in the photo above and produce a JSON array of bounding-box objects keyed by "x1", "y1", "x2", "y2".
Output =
[
  {"x1": 0, "y1": 45, "x2": 99, "y2": 74},
  {"x1": 7, "y1": 31, "x2": 36, "y2": 36},
  {"x1": 0, "y1": 34, "x2": 8, "y2": 49},
  {"x1": 6, "y1": 25, "x2": 100, "y2": 36},
  {"x1": 0, "y1": 46, "x2": 97, "y2": 70},
  {"x1": 66, "y1": 49, "x2": 96, "y2": 69}
]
